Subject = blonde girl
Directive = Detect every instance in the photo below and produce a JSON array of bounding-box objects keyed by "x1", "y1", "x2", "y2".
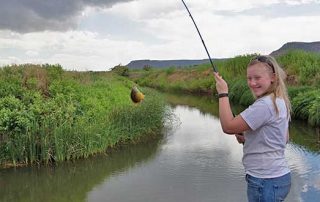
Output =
[{"x1": 214, "y1": 55, "x2": 291, "y2": 202}]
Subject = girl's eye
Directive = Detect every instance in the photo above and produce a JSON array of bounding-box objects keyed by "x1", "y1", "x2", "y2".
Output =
[{"x1": 247, "y1": 76, "x2": 261, "y2": 81}]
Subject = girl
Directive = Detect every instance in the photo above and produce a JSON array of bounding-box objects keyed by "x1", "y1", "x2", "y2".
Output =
[{"x1": 213, "y1": 55, "x2": 291, "y2": 202}]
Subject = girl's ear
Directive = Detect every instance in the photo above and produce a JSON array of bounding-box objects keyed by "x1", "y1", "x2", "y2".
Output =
[{"x1": 271, "y1": 73, "x2": 276, "y2": 83}]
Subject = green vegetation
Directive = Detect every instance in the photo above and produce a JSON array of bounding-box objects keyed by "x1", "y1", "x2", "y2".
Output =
[
  {"x1": 110, "y1": 64, "x2": 129, "y2": 77},
  {"x1": 130, "y1": 50, "x2": 320, "y2": 127},
  {"x1": 1, "y1": 50, "x2": 318, "y2": 167},
  {"x1": 0, "y1": 64, "x2": 169, "y2": 168}
]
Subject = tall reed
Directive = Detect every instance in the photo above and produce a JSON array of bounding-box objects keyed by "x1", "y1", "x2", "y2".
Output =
[{"x1": 0, "y1": 64, "x2": 170, "y2": 168}]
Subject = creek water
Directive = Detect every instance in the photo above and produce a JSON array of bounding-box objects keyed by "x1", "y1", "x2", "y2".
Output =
[{"x1": 0, "y1": 93, "x2": 319, "y2": 202}]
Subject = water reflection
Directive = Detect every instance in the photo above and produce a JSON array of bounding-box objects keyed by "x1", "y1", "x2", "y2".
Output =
[
  {"x1": 0, "y1": 93, "x2": 319, "y2": 202},
  {"x1": 0, "y1": 137, "x2": 162, "y2": 202},
  {"x1": 166, "y1": 92, "x2": 320, "y2": 154},
  {"x1": 290, "y1": 120, "x2": 320, "y2": 153},
  {"x1": 87, "y1": 105, "x2": 247, "y2": 202},
  {"x1": 165, "y1": 92, "x2": 320, "y2": 202}
]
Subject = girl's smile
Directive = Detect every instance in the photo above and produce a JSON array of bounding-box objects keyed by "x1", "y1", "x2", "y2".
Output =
[{"x1": 247, "y1": 63, "x2": 275, "y2": 98}]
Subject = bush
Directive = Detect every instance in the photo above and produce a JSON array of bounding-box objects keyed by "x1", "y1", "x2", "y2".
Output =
[
  {"x1": 0, "y1": 96, "x2": 33, "y2": 133},
  {"x1": 165, "y1": 67, "x2": 176, "y2": 75},
  {"x1": 291, "y1": 89, "x2": 320, "y2": 126},
  {"x1": 288, "y1": 86, "x2": 315, "y2": 100},
  {"x1": 111, "y1": 65, "x2": 129, "y2": 77},
  {"x1": 143, "y1": 65, "x2": 152, "y2": 71},
  {"x1": 229, "y1": 79, "x2": 249, "y2": 102}
]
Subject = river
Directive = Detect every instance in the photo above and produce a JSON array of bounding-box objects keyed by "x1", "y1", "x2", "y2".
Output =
[{"x1": 0, "y1": 93, "x2": 319, "y2": 202}]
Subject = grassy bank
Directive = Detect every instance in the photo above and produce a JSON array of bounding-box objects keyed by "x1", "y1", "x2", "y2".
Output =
[
  {"x1": 0, "y1": 64, "x2": 170, "y2": 168},
  {"x1": 130, "y1": 50, "x2": 320, "y2": 127}
]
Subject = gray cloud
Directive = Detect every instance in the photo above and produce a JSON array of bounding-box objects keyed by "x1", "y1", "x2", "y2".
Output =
[
  {"x1": 215, "y1": 2, "x2": 320, "y2": 18},
  {"x1": 0, "y1": 0, "x2": 133, "y2": 33}
]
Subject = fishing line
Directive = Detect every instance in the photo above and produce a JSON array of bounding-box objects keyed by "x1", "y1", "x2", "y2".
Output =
[
  {"x1": 181, "y1": 1, "x2": 244, "y2": 143},
  {"x1": 181, "y1": 0, "x2": 217, "y2": 72}
]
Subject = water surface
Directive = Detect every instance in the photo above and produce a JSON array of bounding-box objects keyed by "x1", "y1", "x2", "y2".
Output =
[{"x1": 1, "y1": 93, "x2": 319, "y2": 202}]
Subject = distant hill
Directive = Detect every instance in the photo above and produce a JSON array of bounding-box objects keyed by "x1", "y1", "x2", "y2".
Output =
[
  {"x1": 270, "y1": 41, "x2": 320, "y2": 56},
  {"x1": 126, "y1": 59, "x2": 214, "y2": 69},
  {"x1": 126, "y1": 41, "x2": 320, "y2": 69}
]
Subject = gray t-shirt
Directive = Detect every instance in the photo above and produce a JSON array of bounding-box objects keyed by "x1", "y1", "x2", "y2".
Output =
[{"x1": 240, "y1": 95, "x2": 290, "y2": 178}]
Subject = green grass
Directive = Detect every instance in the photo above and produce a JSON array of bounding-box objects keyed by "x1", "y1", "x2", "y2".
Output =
[
  {"x1": 0, "y1": 65, "x2": 170, "y2": 168},
  {"x1": 130, "y1": 51, "x2": 320, "y2": 127}
]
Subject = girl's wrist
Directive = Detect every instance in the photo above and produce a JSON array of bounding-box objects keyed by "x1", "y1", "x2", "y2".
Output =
[{"x1": 218, "y1": 93, "x2": 229, "y2": 98}]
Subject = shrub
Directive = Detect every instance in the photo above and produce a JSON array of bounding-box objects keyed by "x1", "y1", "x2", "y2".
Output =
[{"x1": 111, "y1": 65, "x2": 129, "y2": 77}]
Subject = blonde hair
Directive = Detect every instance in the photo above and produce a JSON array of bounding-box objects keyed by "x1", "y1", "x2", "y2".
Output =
[{"x1": 248, "y1": 55, "x2": 291, "y2": 119}]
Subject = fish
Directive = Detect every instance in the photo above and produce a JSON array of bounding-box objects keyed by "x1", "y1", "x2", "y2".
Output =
[{"x1": 130, "y1": 86, "x2": 144, "y2": 103}]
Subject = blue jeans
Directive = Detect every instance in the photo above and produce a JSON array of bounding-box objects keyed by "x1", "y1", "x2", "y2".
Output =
[{"x1": 246, "y1": 173, "x2": 291, "y2": 202}]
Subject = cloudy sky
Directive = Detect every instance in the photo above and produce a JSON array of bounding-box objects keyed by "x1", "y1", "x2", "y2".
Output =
[{"x1": 0, "y1": 0, "x2": 319, "y2": 71}]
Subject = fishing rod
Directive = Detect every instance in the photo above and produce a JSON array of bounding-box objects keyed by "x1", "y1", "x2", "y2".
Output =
[
  {"x1": 181, "y1": 0, "x2": 217, "y2": 72},
  {"x1": 181, "y1": 1, "x2": 244, "y2": 142}
]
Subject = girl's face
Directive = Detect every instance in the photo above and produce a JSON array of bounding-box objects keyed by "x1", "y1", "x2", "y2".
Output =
[{"x1": 247, "y1": 63, "x2": 275, "y2": 98}]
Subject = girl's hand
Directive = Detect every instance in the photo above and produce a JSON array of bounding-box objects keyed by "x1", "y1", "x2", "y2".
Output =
[
  {"x1": 213, "y1": 72, "x2": 228, "y2": 94},
  {"x1": 235, "y1": 133, "x2": 245, "y2": 144}
]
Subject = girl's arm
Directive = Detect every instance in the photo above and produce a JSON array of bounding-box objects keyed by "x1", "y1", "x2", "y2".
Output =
[{"x1": 214, "y1": 72, "x2": 250, "y2": 134}]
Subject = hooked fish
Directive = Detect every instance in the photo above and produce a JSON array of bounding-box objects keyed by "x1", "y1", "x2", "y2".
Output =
[{"x1": 130, "y1": 86, "x2": 144, "y2": 103}]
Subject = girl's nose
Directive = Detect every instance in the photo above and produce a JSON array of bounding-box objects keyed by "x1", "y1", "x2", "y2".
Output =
[{"x1": 248, "y1": 79, "x2": 254, "y2": 86}]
